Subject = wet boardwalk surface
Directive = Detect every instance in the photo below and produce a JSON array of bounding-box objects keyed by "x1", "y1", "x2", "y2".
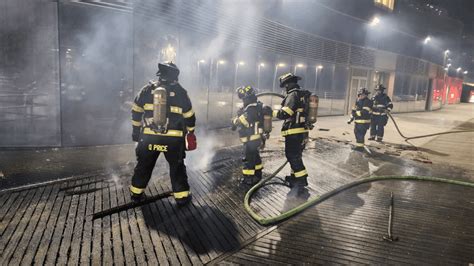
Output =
[{"x1": 1, "y1": 139, "x2": 473, "y2": 265}]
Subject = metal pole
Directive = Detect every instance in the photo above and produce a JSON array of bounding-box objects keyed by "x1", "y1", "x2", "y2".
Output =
[
  {"x1": 314, "y1": 68, "x2": 319, "y2": 94},
  {"x1": 272, "y1": 65, "x2": 278, "y2": 93},
  {"x1": 216, "y1": 62, "x2": 219, "y2": 89},
  {"x1": 257, "y1": 65, "x2": 261, "y2": 90},
  {"x1": 206, "y1": 59, "x2": 213, "y2": 128},
  {"x1": 231, "y1": 63, "x2": 239, "y2": 118},
  {"x1": 197, "y1": 62, "x2": 201, "y2": 85},
  {"x1": 271, "y1": 65, "x2": 279, "y2": 107}
]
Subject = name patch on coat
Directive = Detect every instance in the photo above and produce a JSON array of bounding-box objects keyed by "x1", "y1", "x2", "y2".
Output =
[{"x1": 148, "y1": 144, "x2": 168, "y2": 152}]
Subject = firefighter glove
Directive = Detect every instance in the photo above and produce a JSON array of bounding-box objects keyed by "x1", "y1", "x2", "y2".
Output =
[{"x1": 186, "y1": 132, "x2": 197, "y2": 151}]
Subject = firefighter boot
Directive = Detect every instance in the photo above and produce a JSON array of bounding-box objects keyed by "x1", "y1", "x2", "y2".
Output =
[
  {"x1": 243, "y1": 175, "x2": 257, "y2": 185},
  {"x1": 130, "y1": 186, "x2": 146, "y2": 202},
  {"x1": 285, "y1": 175, "x2": 308, "y2": 188},
  {"x1": 131, "y1": 191, "x2": 145, "y2": 202},
  {"x1": 175, "y1": 193, "x2": 192, "y2": 207}
]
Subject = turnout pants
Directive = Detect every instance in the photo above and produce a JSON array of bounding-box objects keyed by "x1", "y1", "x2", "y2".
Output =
[
  {"x1": 131, "y1": 135, "x2": 190, "y2": 199},
  {"x1": 354, "y1": 122, "x2": 370, "y2": 148},
  {"x1": 242, "y1": 139, "x2": 263, "y2": 178},
  {"x1": 370, "y1": 115, "x2": 388, "y2": 140},
  {"x1": 285, "y1": 133, "x2": 308, "y2": 178}
]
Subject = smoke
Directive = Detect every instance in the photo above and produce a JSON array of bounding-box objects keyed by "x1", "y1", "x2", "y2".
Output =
[
  {"x1": 186, "y1": 130, "x2": 222, "y2": 170},
  {"x1": 60, "y1": 4, "x2": 133, "y2": 146}
]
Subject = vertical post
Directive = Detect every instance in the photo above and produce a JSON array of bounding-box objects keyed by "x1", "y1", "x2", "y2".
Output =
[
  {"x1": 314, "y1": 68, "x2": 319, "y2": 93},
  {"x1": 272, "y1": 65, "x2": 277, "y2": 93},
  {"x1": 271, "y1": 65, "x2": 279, "y2": 107},
  {"x1": 215, "y1": 62, "x2": 219, "y2": 90},
  {"x1": 257, "y1": 65, "x2": 261, "y2": 90},
  {"x1": 56, "y1": 1, "x2": 63, "y2": 147},
  {"x1": 231, "y1": 63, "x2": 239, "y2": 118},
  {"x1": 206, "y1": 59, "x2": 213, "y2": 128}
]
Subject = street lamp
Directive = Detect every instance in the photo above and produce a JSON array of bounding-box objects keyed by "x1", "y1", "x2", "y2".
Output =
[
  {"x1": 234, "y1": 61, "x2": 245, "y2": 89},
  {"x1": 456, "y1": 67, "x2": 462, "y2": 72},
  {"x1": 197, "y1": 60, "x2": 206, "y2": 86},
  {"x1": 369, "y1": 16, "x2": 380, "y2": 27},
  {"x1": 314, "y1": 65, "x2": 323, "y2": 93},
  {"x1": 294, "y1": 63, "x2": 305, "y2": 74},
  {"x1": 463, "y1": 71, "x2": 468, "y2": 74},
  {"x1": 272, "y1": 63, "x2": 286, "y2": 93},
  {"x1": 232, "y1": 61, "x2": 245, "y2": 117},
  {"x1": 257, "y1": 62, "x2": 265, "y2": 90},
  {"x1": 215, "y1": 60, "x2": 226, "y2": 89},
  {"x1": 423, "y1": 36, "x2": 431, "y2": 44}
]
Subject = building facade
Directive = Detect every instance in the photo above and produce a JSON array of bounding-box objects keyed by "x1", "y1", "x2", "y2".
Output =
[{"x1": 0, "y1": 0, "x2": 466, "y2": 147}]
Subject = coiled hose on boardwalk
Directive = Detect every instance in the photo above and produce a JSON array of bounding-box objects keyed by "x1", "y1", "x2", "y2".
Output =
[{"x1": 244, "y1": 160, "x2": 474, "y2": 225}]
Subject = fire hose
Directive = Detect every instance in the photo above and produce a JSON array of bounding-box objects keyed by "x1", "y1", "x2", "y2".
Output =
[
  {"x1": 244, "y1": 160, "x2": 474, "y2": 225},
  {"x1": 244, "y1": 92, "x2": 474, "y2": 226},
  {"x1": 386, "y1": 111, "x2": 474, "y2": 141}
]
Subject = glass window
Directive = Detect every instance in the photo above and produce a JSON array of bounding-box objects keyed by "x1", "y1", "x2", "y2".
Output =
[{"x1": 374, "y1": 0, "x2": 395, "y2": 11}]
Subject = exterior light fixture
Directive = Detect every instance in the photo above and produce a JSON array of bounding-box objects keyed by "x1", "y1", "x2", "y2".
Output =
[
  {"x1": 218, "y1": 60, "x2": 226, "y2": 64},
  {"x1": 370, "y1": 17, "x2": 380, "y2": 26},
  {"x1": 296, "y1": 63, "x2": 304, "y2": 68},
  {"x1": 238, "y1": 61, "x2": 245, "y2": 66},
  {"x1": 444, "y1": 50, "x2": 450, "y2": 54},
  {"x1": 317, "y1": 65, "x2": 323, "y2": 69},
  {"x1": 278, "y1": 63, "x2": 286, "y2": 67},
  {"x1": 456, "y1": 67, "x2": 462, "y2": 72},
  {"x1": 259, "y1": 63, "x2": 265, "y2": 67},
  {"x1": 423, "y1": 36, "x2": 431, "y2": 44},
  {"x1": 463, "y1": 71, "x2": 468, "y2": 74}
]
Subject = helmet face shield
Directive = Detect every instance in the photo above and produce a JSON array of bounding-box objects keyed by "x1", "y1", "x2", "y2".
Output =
[
  {"x1": 357, "y1": 88, "x2": 370, "y2": 96},
  {"x1": 156, "y1": 62, "x2": 180, "y2": 81},
  {"x1": 279, "y1": 73, "x2": 301, "y2": 88},
  {"x1": 375, "y1": 84, "x2": 386, "y2": 93},
  {"x1": 236, "y1": 86, "x2": 256, "y2": 99}
]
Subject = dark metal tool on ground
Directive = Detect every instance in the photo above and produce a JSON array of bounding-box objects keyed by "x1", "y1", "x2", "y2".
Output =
[
  {"x1": 92, "y1": 191, "x2": 173, "y2": 220},
  {"x1": 383, "y1": 192, "x2": 399, "y2": 242}
]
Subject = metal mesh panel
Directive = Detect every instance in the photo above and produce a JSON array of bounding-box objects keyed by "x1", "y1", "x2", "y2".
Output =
[{"x1": 0, "y1": 0, "x2": 60, "y2": 147}]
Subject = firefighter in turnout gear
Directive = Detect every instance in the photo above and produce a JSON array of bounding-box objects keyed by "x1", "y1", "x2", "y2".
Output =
[
  {"x1": 130, "y1": 62, "x2": 196, "y2": 205},
  {"x1": 231, "y1": 86, "x2": 273, "y2": 185},
  {"x1": 347, "y1": 88, "x2": 373, "y2": 151},
  {"x1": 369, "y1": 84, "x2": 393, "y2": 142},
  {"x1": 274, "y1": 73, "x2": 314, "y2": 188}
]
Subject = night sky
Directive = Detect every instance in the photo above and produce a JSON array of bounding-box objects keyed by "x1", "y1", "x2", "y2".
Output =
[{"x1": 431, "y1": 0, "x2": 474, "y2": 33}]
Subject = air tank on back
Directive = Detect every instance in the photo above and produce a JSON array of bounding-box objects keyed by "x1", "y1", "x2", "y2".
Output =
[
  {"x1": 153, "y1": 87, "x2": 168, "y2": 132},
  {"x1": 308, "y1": 94, "x2": 319, "y2": 124},
  {"x1": 262, "y1": 105, "x2": 273, "y2": 134}
]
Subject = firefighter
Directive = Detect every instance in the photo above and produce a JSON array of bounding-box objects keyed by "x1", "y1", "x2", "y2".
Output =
[
  {"x1": 273, "y1": 73, "x2": 314, "y2": 188},
  {"x1": 369, "y1": 84, "x2": 393, "y2": 142},
  {"x1": 231, "y1": 86, "x2": 272, "y2": 185},
  {"x1": 130, "y1": 62, "x2": 197, "y2": 205},
  {"x1": 347, "y1": 88, "x2": 373, "y2": 151}
]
